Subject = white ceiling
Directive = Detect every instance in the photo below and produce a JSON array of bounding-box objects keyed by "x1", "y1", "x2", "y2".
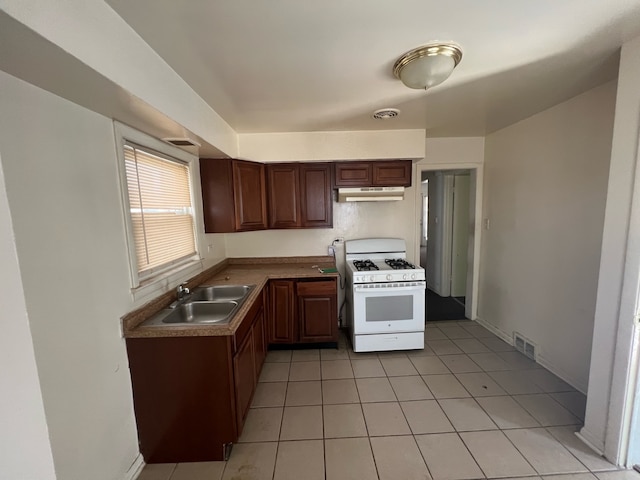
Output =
[{"x1": 106, "y1": 0, "x2": 640, "y2": 136}]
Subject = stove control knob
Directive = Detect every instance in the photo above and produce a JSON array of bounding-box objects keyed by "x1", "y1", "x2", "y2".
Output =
[
  {"x1": 369, "y1": 275, "x2": 375, "y2": 282},
  {"x1": 411, "y1": 273, "x2": 416, "y2": 280},
  {"x1": 386, "y1": 274, "x2": 392, "y2": 281},
  {"x1": 403, "y1": 274, "x2": 408, "y2": 280}
]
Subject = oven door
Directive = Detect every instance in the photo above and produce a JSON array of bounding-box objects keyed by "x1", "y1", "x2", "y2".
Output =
[{"x1": 352, "y1": 281, "x2": 425, "y2": 334}]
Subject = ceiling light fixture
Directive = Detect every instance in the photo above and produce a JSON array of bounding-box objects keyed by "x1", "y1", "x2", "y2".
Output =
[{"x1": 393, "y1": 43, "x2": 463, "y2": 90}]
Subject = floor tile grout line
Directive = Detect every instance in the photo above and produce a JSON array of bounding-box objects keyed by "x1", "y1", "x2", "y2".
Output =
[
  {"x1": 544, "y1": 426, "x2": 612, "y2": 474},
  {"x1": 249, "y1": 326, "x2": 597, "y2": 480},
  {"x1": 410, "y1": 433, "x2": 438, "y2": 480}
]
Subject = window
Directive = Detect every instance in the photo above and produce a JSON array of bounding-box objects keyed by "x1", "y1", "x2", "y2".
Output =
[{"x1": 115, "y1": 124, "x2": 200, "y2": 290}]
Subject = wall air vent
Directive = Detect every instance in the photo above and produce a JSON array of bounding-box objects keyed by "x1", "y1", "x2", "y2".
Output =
[
  {"x1": 514, "y1": 332, "x2": 537, "y2": 361},
  {"x1": 163, "y1": 137, "x2": 201, "y2": 148}
]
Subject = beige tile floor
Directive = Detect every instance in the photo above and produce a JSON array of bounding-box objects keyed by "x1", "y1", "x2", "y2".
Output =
[{"x1": 138, "y1": 320, "x2": 629, "y2": 480}]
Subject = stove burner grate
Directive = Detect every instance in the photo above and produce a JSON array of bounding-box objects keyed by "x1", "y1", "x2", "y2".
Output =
[
  {"x1": 353, "y1": 260, "x2": 379, "y2": 271},
  {"x1": 385, "y1": 258, "x2": 416, "y2": 270}
]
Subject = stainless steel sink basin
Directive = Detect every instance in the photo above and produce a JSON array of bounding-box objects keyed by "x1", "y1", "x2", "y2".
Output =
[
  {"x1": 140, "y1": 284, "x2": 255, "y2": 327},
  {"x1": 189, "y1": 284, "x2": 254, "y2": 302},
  {"x1": 163, "y1": 301, "x2": 238, "y2": 324}
]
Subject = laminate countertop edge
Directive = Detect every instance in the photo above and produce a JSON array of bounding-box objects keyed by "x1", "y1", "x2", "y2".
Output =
[{"x1": 122, "y1": 257, "x2": 339, "y2": 339}]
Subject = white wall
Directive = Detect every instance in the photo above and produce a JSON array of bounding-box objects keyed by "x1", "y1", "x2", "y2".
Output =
[
  {"x1": 0, "y1": 72, "x2": 224, "y2": 480},
  {"x1": 0, "y1": 70, "x2": 138, "y2": 480},
  {"x1": 0, "y1": 154, "x2": 56, "y2": 480},
  {"x1": 582, "y1": 34, "x2": 640, "y2": 461},
  {"x1": 1, "y1": 0, "x2": 237, "y2": 157},
  {"x1": 479, "y1": 81, "x2": 617, "y2": 392},
  {"x1": 238, "y1": 130, "x2": 426, "y2": 162},
  {"x1": 224, "y1": 192, "x2": 418, "y2": 290},
  {"x1": 424, "y1": 137, "x2": 485, "y2": 165}
]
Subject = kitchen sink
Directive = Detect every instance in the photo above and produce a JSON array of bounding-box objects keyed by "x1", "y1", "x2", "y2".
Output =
[
  {"x1": 189, "y1": 284, "x2": 254, "y2": 302},
  {"x1": 140, "y1": 284, "x2": 256, "y2": 327},
  {"x1": 163, "y1": 301, "x2": 238, "y2": 324}
]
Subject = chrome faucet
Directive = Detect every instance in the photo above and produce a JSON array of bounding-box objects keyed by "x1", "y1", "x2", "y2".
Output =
[
  {"x1": 176, "y1": 282, "x2": 190, "y2": 299},
  {"x1": 169, "y1": 283, "x2": 190, "y2": 309}
]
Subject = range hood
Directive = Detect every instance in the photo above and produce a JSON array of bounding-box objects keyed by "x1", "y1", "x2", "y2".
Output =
[{"x1": 338, "y1": 186, "x2": 405, "y2": 202}]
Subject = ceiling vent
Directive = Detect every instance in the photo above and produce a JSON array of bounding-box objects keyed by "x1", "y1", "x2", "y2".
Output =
[
  {"x1": 163, "y1": 137, "x2": 201, "y2": 148},
  {"x1": 372, "y1": 108, "x2": 400, "y2": 120}
]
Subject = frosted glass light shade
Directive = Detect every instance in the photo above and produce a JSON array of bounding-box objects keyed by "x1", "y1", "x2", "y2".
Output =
[
  {"x1": 393, "y1": 43, "x2": 463, "y2": 90},
  {"x1": 399, "y1": 55, "x2": 455, "y2": 89}
]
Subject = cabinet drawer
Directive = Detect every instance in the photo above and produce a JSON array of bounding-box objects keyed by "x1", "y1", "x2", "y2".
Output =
[{"x1": 296, "y1": 280, "x2": 337, "y2": 296}]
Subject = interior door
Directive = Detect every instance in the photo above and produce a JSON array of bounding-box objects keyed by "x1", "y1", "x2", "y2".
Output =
[{"x1": 450, "y1": 174, "x2": 470, "y2": 297}]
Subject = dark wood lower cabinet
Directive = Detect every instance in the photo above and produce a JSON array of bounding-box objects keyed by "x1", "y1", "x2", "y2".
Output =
[
  {"x1": 126, "y1": 293, "x2": 265, "y2": 463},
  {"x1": 268, "y1": 278, "x2": 338, "y2": 345},
  {"x1": 297, "y1": 280, "x2": 338, "y2": 343},
  {"x1": 268, "y1": 280, "x2": 296, "y2": 343},
  {"x1": 252, "y1": 308, "x2": 266, "y2": 375},
  {"x1": 126, "y1": 336, "x2": 236, "y2": 463},
  {"x1": 233, "y1": 330, "x2": 255, "y2": 431}
]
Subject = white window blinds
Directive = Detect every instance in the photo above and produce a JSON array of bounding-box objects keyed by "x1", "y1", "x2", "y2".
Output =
[{"x1": 123, "y1": 143, "x2": 197, "y2": 278}]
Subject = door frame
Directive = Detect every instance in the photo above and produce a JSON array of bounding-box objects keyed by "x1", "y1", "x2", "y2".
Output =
[{"x1": 414, "y1": 162, "x2": 484, "y2": 320}]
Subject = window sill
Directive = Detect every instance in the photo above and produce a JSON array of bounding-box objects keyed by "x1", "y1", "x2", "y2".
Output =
[{"x1": 130, "y1": 258, "x2": 205, "y2": 306}]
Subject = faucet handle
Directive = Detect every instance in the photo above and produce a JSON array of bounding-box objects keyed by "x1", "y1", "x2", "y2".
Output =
[{"x1": 177, "y1": 282, "x2": 190, "y2": 296}]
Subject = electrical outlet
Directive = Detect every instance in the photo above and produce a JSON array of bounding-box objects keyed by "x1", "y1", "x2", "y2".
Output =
[
  {"x1": 207, "y1": 243, "x2": 214, "y2": 253},
  {"x1": 327, "y1": 245, "x2": 336, "y2": 257}
]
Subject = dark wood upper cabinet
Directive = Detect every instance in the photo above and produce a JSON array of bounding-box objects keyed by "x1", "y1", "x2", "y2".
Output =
[
  {"x1": 266, "y1": 162, "x2": 332, "y2": 229},
  {"x1": 334, "y1": 160, "x2": 412, "y2": 187},
  {"x1": 232, "y1": 161, "x2": 268, "y2": 230},
  {"x1": 300, "y1": 163, "x2": 332, "y2": 228},
  {"x1": 334, "y1": 161, "x2": 372, "y2": 187},
  {"x1": 372, "y1": 160, "x2": 412, "y2": 186},
  {"x1": 200, "y1": 159, "x2": 267, "y2": 233},
  {"x1": 266, "y1": 164, "x2": 301, "y2": 228}
]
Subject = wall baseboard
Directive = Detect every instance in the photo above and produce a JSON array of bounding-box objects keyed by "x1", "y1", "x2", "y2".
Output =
[
  {"x1": 473, "y1": 316, "x2": 587, "y2": 393},
  {"x1": 577, "y1": 427, "x2": 606, "y2": 456},
  {"x1": 537, "y1": 354, "x2": 588, "y2": 394},
  {"x1": 123, "y1": 454, "x2": 144, "y2": 480},
  {"x1": 473, "y1": 316, "x2": 512, "y2": 343}
]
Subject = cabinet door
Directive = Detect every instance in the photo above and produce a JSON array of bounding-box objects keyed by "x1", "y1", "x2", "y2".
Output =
[
  {"x1": 300, "y1": 163, "x2": 333, "y2": 228},
  {"x1": 372, "y1": 160, "x2": 412, "y2": 187},
  {"x1": 252, "y1": 308, "x2": 266, "y2": 376},
  {"x1": 232, "y1": 160, "x2": 267, "y2": 231},
  {"x1": 200, "y1": 159, "x2": 236, "y2": 233},
  {"x1": 334, "y1": 162, "x2": 372, "y2": 187},
  {"x1": 266, "y1": 164, "x2": 301, "y2": 228},
  {"x1": 268, "y1": 280, "x2": 295, "y2": 343},
  {"x1": 297, "y1": 280, "x2": 338, "y2": 343},
  {"x1": 233, "y1": 331, "x2": 255, "y2": 433}
]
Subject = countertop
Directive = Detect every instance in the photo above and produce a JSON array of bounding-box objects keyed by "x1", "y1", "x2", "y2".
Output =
[{"x1": 122, "y1": 257, "x2": 339, "y2": 339}]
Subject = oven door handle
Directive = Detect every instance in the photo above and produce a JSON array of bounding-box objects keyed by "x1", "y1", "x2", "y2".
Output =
[{"x1": 354, "y1": 282, "x2": 425, "y2": 292}]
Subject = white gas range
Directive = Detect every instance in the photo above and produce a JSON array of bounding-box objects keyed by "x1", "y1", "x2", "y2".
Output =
[{"x1": 345, "y1": 238, "x2": 426, "y2": 352}]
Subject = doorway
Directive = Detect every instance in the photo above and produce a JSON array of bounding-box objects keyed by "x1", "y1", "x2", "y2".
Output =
[{"x1": 415, "y1": 164, "x2": 482, "y2": 322}]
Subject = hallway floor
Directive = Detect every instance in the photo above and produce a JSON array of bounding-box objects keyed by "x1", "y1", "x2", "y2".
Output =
[
  {"x1": 138, "y1": 320, "x2": 630, "y2": 480},
  {"x1": 426, "y1": 288, "x2": 467, "y2": 321}
]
